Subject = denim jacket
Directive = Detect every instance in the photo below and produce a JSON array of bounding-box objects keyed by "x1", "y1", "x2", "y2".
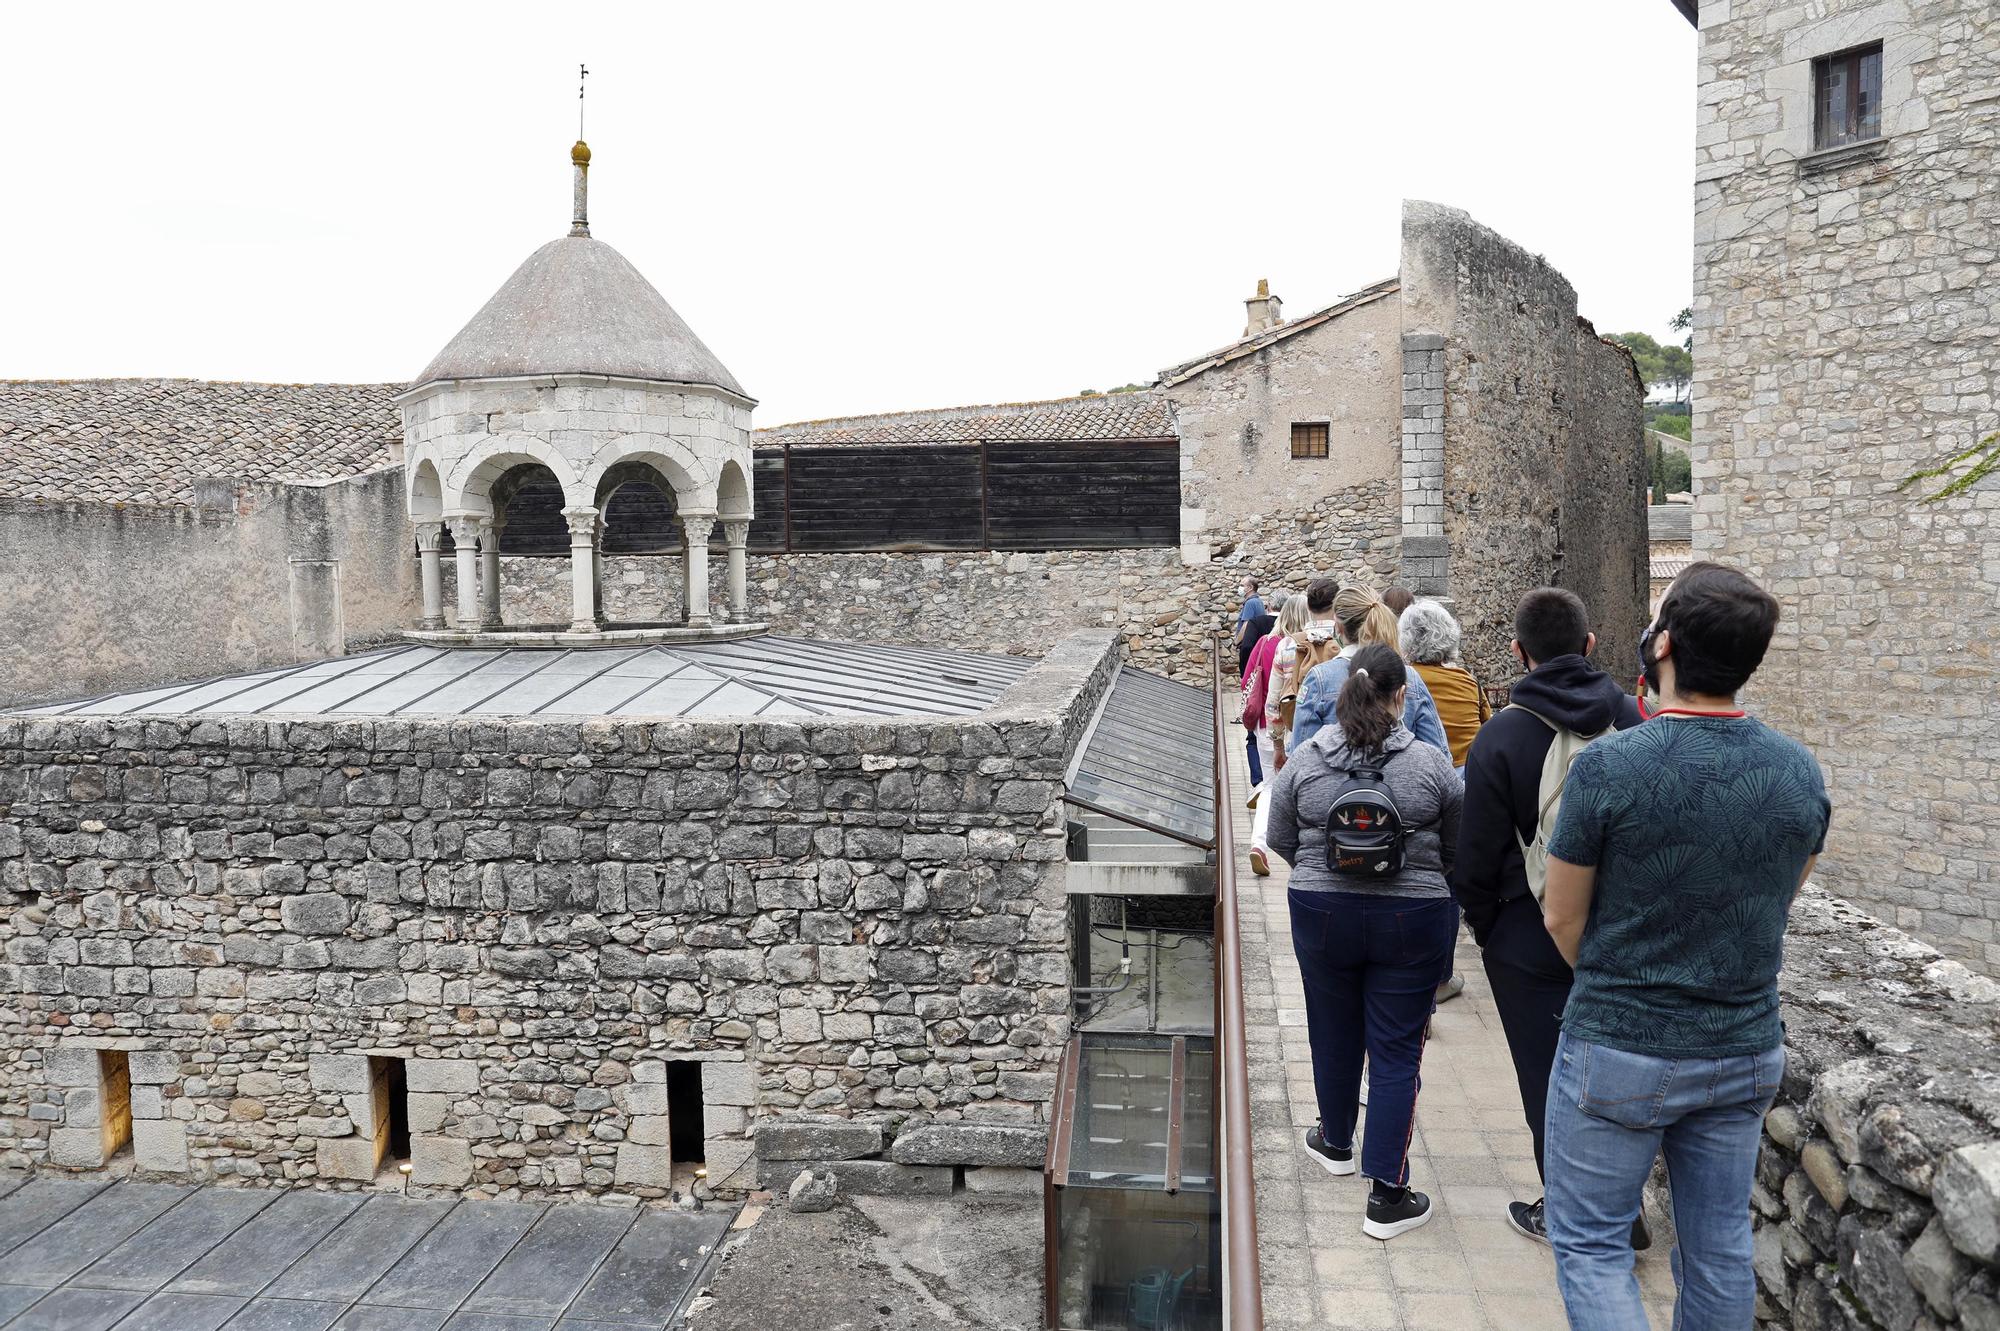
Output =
[{"x1": 1290, "y1": 648, "x2": 1452, "y2": 757}]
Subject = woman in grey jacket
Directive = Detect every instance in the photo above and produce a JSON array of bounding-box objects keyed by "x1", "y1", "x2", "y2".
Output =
[{"x1": 1266, "y1": 642, "x2": 1462, "y2": 1240}]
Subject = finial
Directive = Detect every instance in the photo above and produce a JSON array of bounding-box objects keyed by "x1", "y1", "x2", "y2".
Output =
[
  {"x1": 570, "y1": 65, "x2": 592, "y2": 238},
  {"x1": 1257, "y1": 278, "x2": 1269, "y2": 298}
]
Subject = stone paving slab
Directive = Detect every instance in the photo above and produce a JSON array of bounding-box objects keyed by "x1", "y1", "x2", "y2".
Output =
[
  {"x1": 0, "y1": 1180, "x2": 732, "y2": 1331},
  {"x1": 1229, "y1": 716, "x2": 1683, "y2": 1330},
  {"x1": 169, "y1": 1194, "x2": 366, "y2": 1298}
]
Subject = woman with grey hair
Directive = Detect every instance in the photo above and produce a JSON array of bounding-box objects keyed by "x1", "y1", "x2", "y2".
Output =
[{"x1": 1398, "y1": 598, "x2": 1489, "y2": 769}]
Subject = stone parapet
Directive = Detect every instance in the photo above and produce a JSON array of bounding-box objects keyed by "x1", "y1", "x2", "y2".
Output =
[{"x1": 1752, "y1": 887, "x2": 2000, "y2": 1328}]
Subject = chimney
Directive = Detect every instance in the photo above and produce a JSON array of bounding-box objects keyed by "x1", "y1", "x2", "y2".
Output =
[{"x1": 1243, "y1": 278, "x2": 1283, "y2": 336}]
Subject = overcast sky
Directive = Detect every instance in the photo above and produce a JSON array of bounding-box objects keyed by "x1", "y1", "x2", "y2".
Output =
[{"x1": 0, "y1": 2, "x2": 1695, "y2": 426}]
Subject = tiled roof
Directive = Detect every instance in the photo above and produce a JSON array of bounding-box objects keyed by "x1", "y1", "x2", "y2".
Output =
[
  {"x1": 1651, "y1": 543, "x2": 1695, "y2": 581},
  {"x1": 0, "y1": 379, "x2": 401, "y2": 507},
  {"x1": 754, "y1": 392, "x2": 1175, "y2": 448},
  {"x1": 1156, "y1": 279, "x2": 1400, "y2": 387}
]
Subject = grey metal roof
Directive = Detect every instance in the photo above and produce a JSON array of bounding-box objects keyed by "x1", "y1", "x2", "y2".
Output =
[
  {"x1": 1066, "y1": 668, "x2": 1216, "y2": 849},
  {"x1": 13, "y1": 636, "x2": 1030, "y2": 720},
  {"x1": 413, "y1": 236, "x2": 749, "y2": 400},
  {"x1": 1648, "y1": 503, "x2": 1693, "y2": 543}
]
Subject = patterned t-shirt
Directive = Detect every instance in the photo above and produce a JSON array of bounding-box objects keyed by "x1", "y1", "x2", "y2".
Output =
[{"x1": 1547, "y1": 715, "x2": 1831, "y2": 1058}]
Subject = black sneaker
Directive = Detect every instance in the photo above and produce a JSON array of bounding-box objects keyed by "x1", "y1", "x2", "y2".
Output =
[
  {"x1": 1363, "y1": 1185, "x2": 1434, "y2": 1240},
  {"x1": 1632, "y1": 1213, "x2": 1653, "y2": 1251},
  {"x1": 1304, "y1": 1125, "x2": 1356, "y2": 1177},
  {"x1": 1508, "y1": 1198, "x2": 1550, "y2": 1245}
]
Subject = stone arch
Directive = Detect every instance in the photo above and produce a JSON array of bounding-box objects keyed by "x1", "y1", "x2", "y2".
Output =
[
  {"x1": 581, "y1": 434, "x2": 717, "y2": 514},
  {"x1": 717, "y1": 456, "x2": 753, "y2": 521},
  {"x1": 445, "y1": 435, "x2": 586, "y2": 515},
  {"x1": 595, "y1": 460, "x2": 682, "y2": 556},
  {"x1": 407, "y1": 457, "x2": 444, "y2": 523}
]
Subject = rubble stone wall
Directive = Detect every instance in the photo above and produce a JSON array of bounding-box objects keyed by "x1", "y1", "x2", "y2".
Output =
[
  {"x1": 474, "y1": 479, "x2": 1401, "y2": 684},
  {"x1": 0, "y1": 634, "x2": 1120, "y2": 1201},
  {"x1": 1399, "y1": 200, "x2": 1649, "y2": 688},
  {"x1": 1691, "y1": 0, "x2": 2000, "y2": 967},
  {"x1": 1752, "y1": 888, "x2": 2000, "y2": 1329},
  {"x1": 0, "y1": 470, "x2": 416, "y2": 710}
]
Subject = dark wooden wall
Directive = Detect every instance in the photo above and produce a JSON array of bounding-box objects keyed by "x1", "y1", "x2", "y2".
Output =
[
  {"x1": 752, "y1": 439, "x2": 1180, "y2": 553},
  {"x1": 443, "y1": 441, "x2": 1181, "y2": 557}
]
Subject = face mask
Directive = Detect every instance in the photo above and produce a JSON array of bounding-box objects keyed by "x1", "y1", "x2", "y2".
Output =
[{"x1": 1638, "y1": 623, "x2": 1663, "y2": 696}]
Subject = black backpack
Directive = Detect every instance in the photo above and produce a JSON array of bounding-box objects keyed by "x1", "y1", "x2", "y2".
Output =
[{"x1": 1322, "y1": 747, "x2": 1415, "y2": 878}]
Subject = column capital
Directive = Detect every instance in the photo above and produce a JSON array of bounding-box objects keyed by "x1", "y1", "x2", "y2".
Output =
[
  {"x1": 447, "y1": 515, "x2": 485, "y2": 545},
  {"x1": 562, "y1": 506, "x2": 600, "y2": 539},
  {"x1": 680, "y1": 510, "x2": 718, "y2": 542},
  {"x1": 411, "y1": 522, "x2": 444, "y2": 553},
  {"x1": 721, "y1": 518, "x2": 751, "y2": 546}
]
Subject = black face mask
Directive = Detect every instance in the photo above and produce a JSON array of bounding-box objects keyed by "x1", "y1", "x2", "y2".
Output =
[{"x1": 1638, "y1": 623, "x2": 1664, "y2": 696}]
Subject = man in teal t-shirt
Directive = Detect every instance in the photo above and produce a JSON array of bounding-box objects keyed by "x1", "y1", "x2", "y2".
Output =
[{"x1": 1539, "y1": 563, "x2": 1829, "y2": 1331}]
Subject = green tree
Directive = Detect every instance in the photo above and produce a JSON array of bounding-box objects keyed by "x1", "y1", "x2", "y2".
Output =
[
  {"x1": 1649, "y1": 413, "x2": 1692, "y2": 442},
  {"x1": 1618, "y1": 326, "x2": 1693, "y2": 404},
  {"x1": 1659, "y1": 447, "x2": 1692, "y2": 494}
]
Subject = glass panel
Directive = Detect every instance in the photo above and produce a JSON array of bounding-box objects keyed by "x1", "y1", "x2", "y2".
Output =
[
  {"x1": 1857, "y1": 47, "x2": 1883, "y2": 141},
  {"x1": 1052, "y1": 1033, "x2": 1221, "y2": 1331},
  {"x1": 1816, "y1": 54, "x2": 1850, "y2": 149}
]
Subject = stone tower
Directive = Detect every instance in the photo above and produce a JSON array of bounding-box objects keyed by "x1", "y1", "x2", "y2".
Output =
[{"x1": 397, "y1": 139, "x2": 756, "y2": 636}]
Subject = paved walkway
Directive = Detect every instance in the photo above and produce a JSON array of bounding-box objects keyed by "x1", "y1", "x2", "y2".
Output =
[
  {"x1": 0, "y1": 1176, "x2": 729, "y2": 1331},
  {"x1": 1230, "y1": 721, "x2": 1679, "y2": 1331}
]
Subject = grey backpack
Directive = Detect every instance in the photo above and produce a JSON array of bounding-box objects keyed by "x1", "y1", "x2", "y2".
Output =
[{"x1": 1506, "y1": 704, "x2": 1611, "y2": 903}]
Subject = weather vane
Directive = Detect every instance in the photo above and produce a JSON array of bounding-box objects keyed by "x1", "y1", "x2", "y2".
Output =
[{"x1": 578, "y1": 63, "x2": 589, "y2": 139}]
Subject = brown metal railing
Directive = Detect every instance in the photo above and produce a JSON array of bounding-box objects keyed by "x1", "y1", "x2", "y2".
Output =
[{"x1": 1210, "y1": 643, "x2": 1264, "y2": 1331}]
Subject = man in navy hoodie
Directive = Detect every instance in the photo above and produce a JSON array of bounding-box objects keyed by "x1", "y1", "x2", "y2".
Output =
[{"x1": 1450, "y1": 587, "x2": 1643, "y2": 1246}]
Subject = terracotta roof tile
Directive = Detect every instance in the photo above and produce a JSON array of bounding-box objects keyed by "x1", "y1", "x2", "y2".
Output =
[
  {"x1": 754, "y1": 392, "x2": 1174, "y2": 448},
  {"x1": 0, "y1": 379, "x2": 401, "y2": 507}
]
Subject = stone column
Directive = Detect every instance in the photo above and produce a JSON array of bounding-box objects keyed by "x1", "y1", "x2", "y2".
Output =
[
  {"x1": 563, "y1": 507, "x2": 601, "y2": 634},
  {"x1": 681, "y1": 511, "x2": 716, "y2": 628},
  {"x1": 478, "y1": 519, "x2": 504, "y2": 629},
  {"x1": 722, "y1": 519, "x2": 750, "y2": 623},
  {"x1": 448, "y1": 518, "x2": 483, "y2": 631},
  {"x1": 413, "y1": 523, "x2": 445, "y2": 630}
]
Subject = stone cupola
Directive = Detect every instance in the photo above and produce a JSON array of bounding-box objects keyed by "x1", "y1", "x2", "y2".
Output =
[{"x1": 397, "y1": 140, "x2": 757, "y2": 639}]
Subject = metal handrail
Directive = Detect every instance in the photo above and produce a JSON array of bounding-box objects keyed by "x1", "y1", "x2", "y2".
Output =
[{"x1": 1210, "y1": 641, "x2": 1264, "y2": 1331}]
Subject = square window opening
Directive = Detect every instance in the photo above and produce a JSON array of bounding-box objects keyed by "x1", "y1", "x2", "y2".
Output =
[
  {"x1": 1290, "y1": 422, "x2": 1329, "y2": 459},
  {"x1": 666, "y1": 1061, "x2": 707, "y2": 1164},
  {"x1": 97, "y1": 1051, "x2": 133, "y2": 1160},
  {"x1": 1814, "y1": 43, "x2": 1883, "y2": 151}
]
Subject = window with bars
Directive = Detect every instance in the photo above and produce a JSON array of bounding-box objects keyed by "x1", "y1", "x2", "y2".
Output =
[
  {"x1": 1814, "y1": 43, "x2": 1883, "y2": 151},
  {"x1": 1290, "y1": 422, "x2": 1329, "y2": 459}
]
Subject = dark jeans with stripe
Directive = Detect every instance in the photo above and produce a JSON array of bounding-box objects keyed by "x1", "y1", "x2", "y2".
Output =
[{"x1": 1289, "y1": 889, "x2": 1457, "y2": 1186}]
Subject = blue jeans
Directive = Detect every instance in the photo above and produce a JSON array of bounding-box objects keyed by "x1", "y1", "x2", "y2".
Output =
[
  {"x1": 1288, "y1": 890, "x2": 1456, "y2": 1185},
  {"x1": 1246, "y1": 730, "x2": 1264, "y2": 787},
  {"x1": 1544, "y1": 1032, "x2": 1785, "y2": 1331}
]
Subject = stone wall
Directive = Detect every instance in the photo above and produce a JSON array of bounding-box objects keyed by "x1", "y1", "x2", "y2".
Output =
[
  {"x1": 472, "y1": 479, "x2": 1400, "y2": 684},
  {"x1": 1400, "y1": 200, "x2": 1648, "y2": 686},
  {"x1": 1691, "y1": 0, "x2": 2000, "y2": 966},
  {"x1": 0, "y1": 468, "x2": 416, "y2": 709},
  {"x1": 1163, "y1": 287, "x2": 1404, "y2": 563},
  {"x1": 0, "y1": 633, "x2": 1119, "y2": 1201},
  {"x1": 1750, "y1": 887, "x2": 2000, "y2": 1329},
  {"x1": 1563, "y1": 322, "x2": 1653, "y2": 689}
]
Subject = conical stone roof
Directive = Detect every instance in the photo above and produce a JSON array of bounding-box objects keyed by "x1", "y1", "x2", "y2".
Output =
[{"x1": 413, "y1": 234, "x2": 748, "y2": 399}]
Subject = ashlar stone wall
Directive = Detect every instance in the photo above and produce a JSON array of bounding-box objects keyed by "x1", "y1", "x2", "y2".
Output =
[
  {"x1": 0, "y1": 634, "x2": 1120, "y2": 1201},
  {"x1": 1751, "y1": 888, "x2": 2000, "y2": 1329},
  {"x1": 1691, "y1": 0, "x2": 2000, "y2": 966}
]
